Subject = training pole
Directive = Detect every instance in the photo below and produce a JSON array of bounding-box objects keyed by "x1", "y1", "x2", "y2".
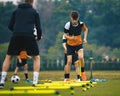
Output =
[{"x1": 89, "y1": 57, "x2": 94, "y2": 80}]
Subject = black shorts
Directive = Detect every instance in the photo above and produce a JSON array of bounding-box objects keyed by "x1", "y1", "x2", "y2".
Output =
[
  {"x1": 17, "y1": 59, "x2": 27, "y2": 67},
  {"x1": 64, "y1": 53, "x2": 78, "y2": 65},
  {"x1": 7, "y1": 36, "x2": 39, "y2": 56},
  {"x1": 67, "y1": 44, "x2": 83, "y2": 55}
]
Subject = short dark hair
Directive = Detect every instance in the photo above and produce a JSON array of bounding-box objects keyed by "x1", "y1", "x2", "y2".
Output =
[
  {"x1": 70, "y1": 11, "x2": 79, "y2": 20},
  {"x1": 25, "y1": 0, "x2": 34, "y2": 3}
]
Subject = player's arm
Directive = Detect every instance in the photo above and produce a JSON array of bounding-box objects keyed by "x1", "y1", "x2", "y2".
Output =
[
  {"x1": 35, "y1": 12, "x2": 42, "y2": 40},
  {"x1": 17, "y1": 56, "x2": 22, "y2": 63},
  {"x1": 27, "y1": 55, "x2": 32, "y2": 59},
  {"x1": 63, "y1": 42, "x2": 67, "y2": 50},
  {"x1": 8, "y1": 10, "x2": 16, "y2": 31},
  {"x1": 63, "y1": 42, "x2": 67, "y2": 53},
  {"x1": 64, "y1": 22, "x2": 75, "y2": 40},
  {"x1": 64, "y1": 34, "x2": 75, "y2": 40},
  {"x1": 62, "y1": 35, "x2": 67, "y2": 52},
  {"x1": 82, "y1": 24, "x2": 88, "y2": 43}
]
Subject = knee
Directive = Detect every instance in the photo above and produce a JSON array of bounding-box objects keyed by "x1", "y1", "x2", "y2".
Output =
[
  {"x1": 67, "y1": 60, "x2": 72, "y2": 65},
  {"x1": 74, "y1": 62, "x2": 79, "y2": 67},
  {"x1": 78, "y1": 55, "x2": 84, "y2": 60},
  {"x1": 5, "y1": 55, "x2": 12, "y2": 61},
  {"x1": 33, "y1": 55, "x2": 40, "y2": 60},
  {"x1": 24, "y1": 66, "x2": 28, "y2": 70},
  {"x1": 24, "y1": 68, "x2": 27, "y2": 71}
]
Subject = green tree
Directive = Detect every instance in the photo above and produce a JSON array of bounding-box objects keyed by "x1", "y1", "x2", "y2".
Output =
[
  {"x1": 0, "y1": 2, "x2": 16, "y2": 43},
  {"x1": 87, "y1": 0, "x2": 120, "y2": 48},
  {"x1": 0, "y1": 43, "x2": 8, "y2": 69},
  {"x1": 47, "y1": 32, "x2": 63, "y2": 60}
]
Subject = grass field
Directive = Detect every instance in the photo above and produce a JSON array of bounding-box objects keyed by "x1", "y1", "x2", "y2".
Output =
[{"x1": 0, "y1": 71, "x2": 120, "y2": 96}]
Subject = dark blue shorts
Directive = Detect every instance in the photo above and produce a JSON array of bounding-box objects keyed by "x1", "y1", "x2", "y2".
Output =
[
  {"x1": 66, "y1": 44, "x2": 83, "y2": 55},
  {"x1": 17, "y1": 59, "x2": 27, "y2": 67},
  {"x1": 7, "y1": 36, "x2": 39, "y2": 56},
  {"x1": 64, "y1": 53, "x2": 78, "y2": 65}
]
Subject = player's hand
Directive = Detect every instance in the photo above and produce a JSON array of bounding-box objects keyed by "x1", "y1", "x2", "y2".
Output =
[
  {"x1": 37, "y1": 36, "x2": 42, "y2": 40},
  {"x1": 17, "y1": 56, "x2": 22, "y2": 63},
  {"x1": 83, "y1": 39, "x2": 87, "y2": 44},
  {"x1": 64, "y1": 49, "x2": 67, "y2": 53},
  {"x1": 27, "y1": 55, "x2": 32, "y2": 59},
  {"x1": 69, "y1": 35, "x2": 75, "y2": 40},
  {"x1": 64, "y1": 34, "x2": 74, "y2": 40},
  {"x1": 18, "y1": 58, "x2": 22, "y2": 63}
]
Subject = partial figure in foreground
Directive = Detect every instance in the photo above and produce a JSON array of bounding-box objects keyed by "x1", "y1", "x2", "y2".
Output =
[{"x1": 0, "y1": 0, "x2": 42, "y2": 88}]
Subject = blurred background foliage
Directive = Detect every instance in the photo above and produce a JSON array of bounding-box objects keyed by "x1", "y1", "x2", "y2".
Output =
[{"x1": 0, "y1": 0, "x2": 120, "y2": 70}]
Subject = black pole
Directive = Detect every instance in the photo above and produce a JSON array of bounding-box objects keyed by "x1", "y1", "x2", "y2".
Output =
[{"x1": 89, "y1": 57, "x2": 93, "y2": 80}]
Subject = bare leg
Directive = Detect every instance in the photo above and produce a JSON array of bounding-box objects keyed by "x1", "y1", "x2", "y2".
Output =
[
  {"x1": 77, "y1": 49, "x2": 84, "y2": 67},
  {"x1": 32, "y1": 55, "x2": 40, "y2": 85},
  {"x1": 33, "y1": 55, "x2": 40, "y2": 72},
  {"x1": 64, "y1": 55, "x2": 72, "y2": 81},
  {"x1": 74, "y1": 62, "x2": 80, "y2": 75},
  {"x1": 0, "y1": 55, "x2": 12, "y2": 84},
  {"x1": 77, "y1": 49, "x2": 86, "y2": 81},
  {"x1": 24, "y1": 64, "x2": 28, "y2": 74},
  {"x1": 24, "y1": 64, "x2": 29, "y2": 80},
  {"x1": 66, "y1": 55, "x2": 72, "y2": 74},
  {"x1": 2, "y1": 55, "x2": 12, "y2": 71},
  {"x1": 14, "y1": 67, "x2": 19, "y2": 75},
  {"x1": 64, "y1": 65, "x2": 67, "y2": 74}
]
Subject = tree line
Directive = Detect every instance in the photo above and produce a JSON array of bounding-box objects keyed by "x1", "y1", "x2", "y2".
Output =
[{"x1": 0, "y1": 0, "x2": 120, "y2": 68}]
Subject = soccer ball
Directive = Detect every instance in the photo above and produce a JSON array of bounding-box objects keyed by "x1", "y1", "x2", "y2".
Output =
[{"x1": 11, "y1": 75, "x2": 20, "y2": 84}]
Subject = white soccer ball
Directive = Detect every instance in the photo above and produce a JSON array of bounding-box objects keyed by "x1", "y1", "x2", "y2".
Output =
[{"x1": 11, "y1": 75, "x2": 20, "y2": 84}]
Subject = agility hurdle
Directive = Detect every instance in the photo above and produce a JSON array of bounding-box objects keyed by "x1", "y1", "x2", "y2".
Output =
[
  {"x1": 51, "y1": 80, "x2": 96, "y2": 84},
  {"x1": 37, "y1": 80, "x2": 97, "y2": 87},
  {"x1": 11, "y1": 85, "x2": 74, "y2": 95},
  {"x1": 11, "y1": 86, "x2": 74, "y2": 90},
  {"x1": 9, "y1": 81, "x2": 76, "y2": 95},
  {"x1": 0, "y1": 90, "x2": 60, "y2": 95},
  {"x1": 37, "y1": 83, "x2": 82, "y2": 87},
  {"x1": 0, "y1": 80, "x2": 97, "y2": 95},
  {"x1": 11, "y1": 80, "x2": 97, "y2": 93},
  {"x1": 48, "y1": 80, "x2": 97, "y2": 92}
]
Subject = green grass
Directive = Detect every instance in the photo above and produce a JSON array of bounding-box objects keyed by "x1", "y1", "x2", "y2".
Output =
[{"x1": 0, "y1": 71, "x2": 120, "y2": 96}]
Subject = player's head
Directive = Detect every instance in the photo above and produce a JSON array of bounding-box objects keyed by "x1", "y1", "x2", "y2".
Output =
[
  {"x1": 20, "y1": 50, "x2": 27, "y2": 56},
  {"x1": 70, "y1": 11, "x2": 79, "y2": 24},
  {"x1": 25, "y1": 0, "x2": 34, "y2": 5}
]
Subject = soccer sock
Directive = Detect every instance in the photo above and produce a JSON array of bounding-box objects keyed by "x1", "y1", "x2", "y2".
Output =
[
  {"x1": 64, "y1": 74, "x2": 70, "y2": 79},
  {"x1": 24, "y1": 73, "x2": 28, "y2": 80},
  {"x1": 33, "y1": 71, "x2": 39, "y2": 84},
  {"x1": 81, "y1": 67, "x2": 85, "y2": 72},
  {"x1": 77, "y1": 75, "x2": 80, "y2": 79},
  {"x1": 0, "y1": 71, "x2": 7, "y2": 84}
]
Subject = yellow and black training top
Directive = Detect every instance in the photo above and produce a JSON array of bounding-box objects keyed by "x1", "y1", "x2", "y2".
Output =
[{"x1": 64, "y1": 21, "x2": 87, "y2": 46}]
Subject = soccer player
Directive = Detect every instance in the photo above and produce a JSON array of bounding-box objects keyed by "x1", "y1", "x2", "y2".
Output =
[
  {"x1": 64, "y1": 11, "x2": 88, "y2": 81},
  {"x1": 14, "y1": 50, "x2": 31, "y2": 82},
  {"x1": 0, "y1": 0, "x2": 42, "y2": 88},
  {"x1": 63, "y1": 35, "x2": 81, "y2": 82}
]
